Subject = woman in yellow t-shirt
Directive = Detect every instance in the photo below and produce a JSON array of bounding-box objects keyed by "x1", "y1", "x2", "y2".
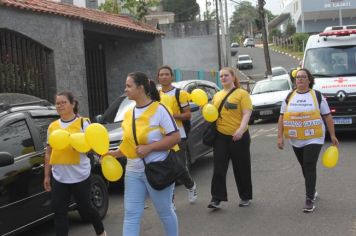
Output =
[
  {"x1": 277, "y1": 68, "x2": 339, "y2": 213},
  {"x1": 44, "y1": 91, "x2": 106, "y2": 236},
  {"x1": 207, "y1": 67, "x2": 253, "y2": 209}
]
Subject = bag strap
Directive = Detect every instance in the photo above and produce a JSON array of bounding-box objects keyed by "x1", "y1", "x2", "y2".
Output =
[
  {"x1": 132, "y1": 109, "x2": 148, "y2": 165},
  {"x1": 217, "y1": 88, "x2": 237, "y2": 116},
  {"x1": 175, "y1": 88, "x2": 183, "y2": 113}
]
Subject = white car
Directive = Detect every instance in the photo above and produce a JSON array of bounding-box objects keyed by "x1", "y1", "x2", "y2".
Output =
[
  {"x1": 250, "y1": 69, "x2": 293, "y2": 124},
  {"x1": 237, "y1": 54, "x2": 253, "y2": 69},
  {"x1": 243, "y1": 38, "x2": 255, "y2": 47}
]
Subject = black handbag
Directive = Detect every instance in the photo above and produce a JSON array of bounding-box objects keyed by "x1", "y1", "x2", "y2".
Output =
[
  {"x1": 202, "y1": 88, "x2": 237, "y2": 146},
  {"x1": 132, "y1": 109, "x2": 185, "y2": 190}
]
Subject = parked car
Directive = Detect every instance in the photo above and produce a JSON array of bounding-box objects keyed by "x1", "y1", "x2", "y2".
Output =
[
  {"x1": 249, "y1": 72, "x2": 293, "y2": 124},
  {"x1": 95, "y1": 80, "x2": 220, "y2": 168},
  {"x1": 231, "y1": 42, "x2": 239, "y2": 56},
  {"x1": 243, "y1": 38, "x2": 255, "y2": 47},
  {"x1": 0, "y1": 93, "x2": 109, "y2": 236},
  {"x1": 237, "y1": 54, "x2": 253, "y2": 69}
]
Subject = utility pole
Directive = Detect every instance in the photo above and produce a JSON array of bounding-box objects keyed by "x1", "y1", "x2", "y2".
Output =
[
  {"x1": 258, "y1": 0, "x2": 272, "y2": 77},
  {"x1": 219, "y1": 0, "x2": 227, "y2": 67},
  {"x1": 215, "y1": 0, "x2": 222, "y2": 70}
]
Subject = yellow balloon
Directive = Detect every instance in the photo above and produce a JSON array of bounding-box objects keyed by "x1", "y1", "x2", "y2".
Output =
[
  {"x1": 291, "y1": 69, "x2": 298, "y2": 78},
  {"x1": 322, "y1": 146, "x2": 339, "y2": 168},
  {"x1": 85, "y1": 123, "x2": 109, "y2": 155},
  {"x1": 48, "y1": 129, "x2": 70, "y2": 150},
  {"x1": 70, "y1": 133, "x2": 91, "y2": 153},
  {"x1": 160, "y1": 94, "x2": 174, "y2": 110},
  {"x1": 190, "y1": 89, "x2": 208, "y2": 106},
  {"x1": 101, "y1": 155, "x2": 123, "y2": 182},
  {"x1": 202, "y1": 104, "x2": 218, "y2": 122}
]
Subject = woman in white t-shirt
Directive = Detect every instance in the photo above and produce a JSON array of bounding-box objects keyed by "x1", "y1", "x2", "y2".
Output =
[
  {"x1": 44, "y1": 91, "x2": 106, "y2": 236},
  {"x1": 277, "y1": 69, "x2": 339, "y2": 213},
  {"x1": 108, "y1": 72, "x2": 181, "y2": 236}
]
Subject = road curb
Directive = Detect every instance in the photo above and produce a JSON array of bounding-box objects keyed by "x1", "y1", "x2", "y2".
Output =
[{"x1": 270, "y1": 48, "x2": 302, "y2": 62}]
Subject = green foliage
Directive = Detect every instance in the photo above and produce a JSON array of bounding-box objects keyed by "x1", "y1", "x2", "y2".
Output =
[
  {"x1": 285, "y1": 22, "x2": 296, "y2": 36},
  {"x1": 229, "y1": 1, "x2": 258, "y2": 38},
  {"x1": 269, "y1": 28, "x2": 282, "y2": 41},
  {"x1": 162, "y1": 0, "x2": 200, "y2": 22},
  {"x1": 99, "y1": 0, "x2": 159, "y2": 20},
  {"x1": 99, "y1": 0, "x2": 121, "y2": 14},
  {"x1": 292, "y1": 33, "x2": 309, "y2": 52}
]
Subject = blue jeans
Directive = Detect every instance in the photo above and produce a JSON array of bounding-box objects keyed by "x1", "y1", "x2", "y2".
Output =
[{"x1": 123, "y1": 171, "x2": 178, "y2": 236}]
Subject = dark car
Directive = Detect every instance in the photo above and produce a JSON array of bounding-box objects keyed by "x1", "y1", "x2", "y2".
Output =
[
  {"x1": 95, "y1": 80, "x2": 220, "y2": 168},
  {"x1": 0, "y1": 93, "x2": 108, "y2": 236}
]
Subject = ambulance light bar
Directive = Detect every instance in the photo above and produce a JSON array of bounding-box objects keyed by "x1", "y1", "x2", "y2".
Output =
[{"x1": 319, "y1": 29, "x2": 356, "y2": 37}]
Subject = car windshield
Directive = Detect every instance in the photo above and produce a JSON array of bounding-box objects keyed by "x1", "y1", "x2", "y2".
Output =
[
  {"x1": 113, "y1": 97, "x2": 135, "y2": 122},
  {"x1": 304, "y1": 46, "x2": 356, "y2": 77},
  {"x1": 239, "y1": 56, "x2": 251, "y2": 61},
  {"x1": 272, "y1": 68, "x2": 287, "y2": 77},
  {"x1": 252, "y1": 80, "x2": 290, "y2": 95}
]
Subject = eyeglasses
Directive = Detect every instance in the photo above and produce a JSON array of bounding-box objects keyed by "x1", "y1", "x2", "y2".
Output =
[
  {"x1": 295, "y1": 75, "x2": 308, "y2": 80},
  {"x1": 55, "y1": 101, "x2": 68, "y2": 106}
]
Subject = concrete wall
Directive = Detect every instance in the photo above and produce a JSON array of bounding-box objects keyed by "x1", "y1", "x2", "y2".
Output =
[
  {"x1": 0, "y1": 7, "x2": 89, "y2": 115},
  {"x1": 160, "y1": 20, "x2": 220, "y2": 72},
  {"x1": 105, "y1": 37, "x2": 163, "y2": 104}
]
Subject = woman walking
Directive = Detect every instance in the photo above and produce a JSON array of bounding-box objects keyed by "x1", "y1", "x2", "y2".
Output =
[
  {"x1": 44, "y1": 91, "x2": 106, "y2": 236},
  {"x1": 108, "y1": 72, "x2": 181, "y2": 236},
  {"x1": 208, "y1": 67, "x2": 253, "y2": 209},
  {"x1": 277, "y1": 68, "x2": 339, "y2": 213}
]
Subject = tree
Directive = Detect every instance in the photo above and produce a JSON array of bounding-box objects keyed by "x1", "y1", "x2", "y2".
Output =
[
  {"x1": 162, "y1": 0, "x2": 200, "y2": 22},
  {"x1": 99, "y1": 0, "x2": 159, "y2": 21},
  {"x1": 99, "y1": 0, "x2": 121, "y2": 14},
  {"x1": 229, "y1": 1, "x2": 258, "y2": 38},
  {"x1": 285, "y1": 21, "x2": 296, "y2": 37}
]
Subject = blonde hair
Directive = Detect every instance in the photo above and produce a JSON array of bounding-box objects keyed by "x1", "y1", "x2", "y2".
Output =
[{"x1": 220, "y1": 67, "x2": 240, "y2": 88}]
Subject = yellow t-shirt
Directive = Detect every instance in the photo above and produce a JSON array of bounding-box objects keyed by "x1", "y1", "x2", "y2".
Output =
[{"x1": 212, "y1": 88, "x2": 252, "y2": 135}]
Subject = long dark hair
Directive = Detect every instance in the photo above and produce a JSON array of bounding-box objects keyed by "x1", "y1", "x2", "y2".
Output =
[
  {"x1": 128, "y1": 72, "x2": 160, "y2": 101},
  {"x1": 56, "y1": 91, "x2": 79, "y2": 114},
  {"x1": 297, "y1": 68, "x2": 315, "y2": 88}
]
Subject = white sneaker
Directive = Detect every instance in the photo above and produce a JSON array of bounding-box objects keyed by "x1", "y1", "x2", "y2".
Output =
[
  {"x1": 313, "y1": 191, "x2": 318, "y2": 201},
  {"x1": 187, "y1": 182, "x2": 197, "y2": 203}
]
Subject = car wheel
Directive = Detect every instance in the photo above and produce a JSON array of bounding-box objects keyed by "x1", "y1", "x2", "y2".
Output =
[
  {"x1": 250, "y1": 65, "x2": 253, "y2": 69},
  {"x1": 79, "y1": 174, "x2": 109, "y2": 221},
  {"x1": 248, "y1": 119, "x2": 254, "y2": 125}
]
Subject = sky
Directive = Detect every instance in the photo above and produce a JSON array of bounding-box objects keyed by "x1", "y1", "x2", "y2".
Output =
[{"x1": 197, "y1": 0, "x2": 283, "y2": 18}]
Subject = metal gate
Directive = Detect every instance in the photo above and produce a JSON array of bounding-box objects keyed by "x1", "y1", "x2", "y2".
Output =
[
  {"x1": 0, "y1": 29, "x2": 51, "y2": 100},
  {"x1": 84, "y1": 38, "x2": 108, "y2": 118}
]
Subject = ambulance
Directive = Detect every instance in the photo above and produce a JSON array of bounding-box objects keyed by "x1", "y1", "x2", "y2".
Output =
[{"x1": 303, "y1": 25, "x2": 356, "y2": 130}]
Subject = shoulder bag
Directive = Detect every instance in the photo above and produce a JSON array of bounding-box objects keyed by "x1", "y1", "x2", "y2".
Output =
[
  {"x1": 202, "y1": 88, "x2": 237, "y2": 146},
  {"x1": 132, "y1": 108, "x2": 185, "y2": 190}
]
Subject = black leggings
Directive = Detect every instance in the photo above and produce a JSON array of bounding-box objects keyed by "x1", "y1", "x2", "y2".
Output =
[
  {"x1": 176, "y1": 139, "x2": 195, "y2": 189},
  {"x1": 51, "y1": 176, "x2": 104, "y2": 236},
  {"x1": 292, "y1": 144, "x2": 322, "y2": 200},
  {"x1": 211, "y1": 130, "x2": 252, "y2": 201}
]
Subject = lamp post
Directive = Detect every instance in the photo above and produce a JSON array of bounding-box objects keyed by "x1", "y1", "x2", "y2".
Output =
[
  {"x1": 215, "y1": 0, "x2": 222, "y2": 70},
  {"x1": 258, "y1": 0, "x2": 272, "y2": 77}
]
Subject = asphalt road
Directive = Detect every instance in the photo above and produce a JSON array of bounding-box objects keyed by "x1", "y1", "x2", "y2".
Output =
[
  {"x1": 233, "y1": 46, "x2": 300, "y2": 81},
  {"x1": 20, "y1": 121, "x2": 356, "y2": 236}
]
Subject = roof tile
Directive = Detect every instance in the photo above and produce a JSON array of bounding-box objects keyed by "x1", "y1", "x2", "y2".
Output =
[{"x1": 0, "y1": 0, "x2": 163, "y2": 35}]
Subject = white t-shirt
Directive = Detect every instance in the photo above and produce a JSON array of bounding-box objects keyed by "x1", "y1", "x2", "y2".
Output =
[
  {"x1": 280, "y1": 90, "x2": 331, "y2": 148},
  {"x1": 161, "y1": 87, "x2": 189, "y2": 139},
  {"x1": 126, "y1": 103, "x2": 179, "y2": 172},
  {"x1": 48, "y1": 117, "x2": 91, "y2": 184}
]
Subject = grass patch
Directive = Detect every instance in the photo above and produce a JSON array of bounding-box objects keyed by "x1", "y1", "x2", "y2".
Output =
[{"x1": 270, "y1": 45, "x2": 304, "y2": 60}]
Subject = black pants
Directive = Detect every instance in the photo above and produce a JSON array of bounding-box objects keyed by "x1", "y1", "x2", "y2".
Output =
[
  {"x1": 211, "y1": 130, "x2": 252, "y2": 201},
  {"x1": 176, "y1": 139, "x2": 195, "y2": 189},
  {"x1": 51, "y1": 176, "x2": 104, "y2": 236},
  {"x1": 292, "y1": 144, "x2": 322, "y2": 200}
]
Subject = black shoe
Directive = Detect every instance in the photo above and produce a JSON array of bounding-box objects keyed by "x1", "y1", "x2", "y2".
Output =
[
  {"x1": 239, "y1": 199, "x2": 251, "y2": 207},
  {"x1": 303, "y1": 198, "x2": 315, "y2": 213},
  {"x1": 208, "y1": 200, "x2": 221, "y2": 209}
]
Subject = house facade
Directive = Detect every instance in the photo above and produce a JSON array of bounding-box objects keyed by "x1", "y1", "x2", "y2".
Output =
[
  {"x1": 0, "y1": 0, "x2": 163, "y2": 117},
  {"x1": 270, "y1": 0, "x2": 356, "y2": 33}
]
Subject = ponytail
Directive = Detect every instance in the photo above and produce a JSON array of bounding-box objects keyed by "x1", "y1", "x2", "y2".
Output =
[{"x1": 148, "y1": 79, "x2": 160, "y2": 101}]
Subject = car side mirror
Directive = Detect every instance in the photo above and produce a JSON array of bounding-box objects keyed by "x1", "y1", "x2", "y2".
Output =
[
  {"x1": 0, "y1": 152, "x2": 14, "y2": 167},
  {"x1": 94, "y1": 114, "x2": 104, "y2": 124}
]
